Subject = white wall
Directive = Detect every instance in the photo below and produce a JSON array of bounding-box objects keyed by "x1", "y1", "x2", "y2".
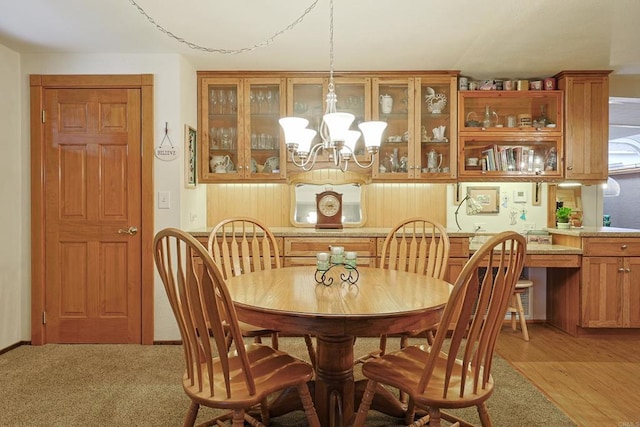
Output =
[
  {"x1": 6, "y1": 52, "x2": 207, "y2": 344},
  {"x1": 0, "y1": 44, "x2": 24, "y2": 349},
  {"x1": 446, "y1": 182, "x2": 549, "y2": 233}
]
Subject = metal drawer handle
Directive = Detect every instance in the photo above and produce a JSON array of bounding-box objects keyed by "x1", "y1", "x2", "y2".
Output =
[
  {"x1": 621, "y1": 244, "x2": 628, "y2": 249},
  {"x1": 118, "y1": 226, "x2": 138, "y2": 236}
]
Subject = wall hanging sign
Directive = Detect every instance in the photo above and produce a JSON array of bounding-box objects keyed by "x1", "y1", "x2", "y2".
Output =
[{"x1": 155, "y1": 122, "x2": 178, "y2": 161}]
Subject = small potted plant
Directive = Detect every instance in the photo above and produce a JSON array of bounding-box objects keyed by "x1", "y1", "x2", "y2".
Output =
[{"x1": 556, "y1": 206, "x2": 573, "y2": 229}]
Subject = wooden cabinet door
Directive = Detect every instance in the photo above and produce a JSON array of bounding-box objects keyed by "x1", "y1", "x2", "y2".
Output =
[
  {"x1": 556, "y1": 71, "x2": 611, "y2": 183},
  {"x1": 624, "y1": 257, "x2": 640, "y2": 327},
  {"x1": 581, "y1": 256, "x2": 623, "y2": 327},
  {"x1": 199, "y1": 77, "x2": 244, "y2": 182}
]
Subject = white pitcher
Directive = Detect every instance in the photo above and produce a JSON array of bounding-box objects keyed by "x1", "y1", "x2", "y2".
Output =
[
  {"x1": 210, "y1": 155, "x2": 230, "y2": 173},
  {"x1": 379, "y1": 94, "x2": 393, "y2": 114}
]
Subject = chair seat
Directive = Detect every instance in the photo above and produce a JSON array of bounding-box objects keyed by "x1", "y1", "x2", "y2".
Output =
[
  {"x1": 362, "y1": 345, "x2": 494, "y2": 409},
  {"x1": 238, "y1": 321, "x2": 279, "y2": 336},
  {"x1": 185, "y1": 343, "x2": 314, "y2": 408}
]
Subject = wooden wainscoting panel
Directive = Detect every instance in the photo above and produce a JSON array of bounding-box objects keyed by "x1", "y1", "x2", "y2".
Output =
[{"x1": 206, "y1": 182, "x2": 446, "y2": 228}]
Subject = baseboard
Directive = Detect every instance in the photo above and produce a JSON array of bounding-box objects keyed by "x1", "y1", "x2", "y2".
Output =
[
  {"x1": 153, "y1": 340, "x2": 182, "y2": 345},
  {"x1": 0, "y1": 341, "x2": 30, "y2": 356}
]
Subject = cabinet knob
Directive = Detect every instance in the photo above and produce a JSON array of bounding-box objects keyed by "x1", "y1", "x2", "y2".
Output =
[
  {"x1": 618, "y1": 267, "x2": 626, "y2": 272},
  {"x1": 626, "y1": 268, "x2": 631, "y2": 273},
  {"x1": 621, "y1": 244, "x2": 628, "y2": 250}
]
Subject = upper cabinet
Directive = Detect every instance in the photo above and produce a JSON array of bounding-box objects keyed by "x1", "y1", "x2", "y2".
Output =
[
  {"x1": 457, "y1": 90, "x2": 564, "y2": 181},
  {"x1": 372, "y1": 72, "x2": 458, "y2": 181},
  {"x1": 555, "y1": 70, "x2": 612, "y2": 183},
  {"x1": 197, "y1": 70, "x2": 609, "y2": 184},
  {"x1": 198, "y1": 75, "x2": 286, "y2": 182}
]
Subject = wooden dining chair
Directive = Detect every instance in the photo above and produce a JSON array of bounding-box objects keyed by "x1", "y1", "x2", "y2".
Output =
[
  {"x1": 352, "y1": 231, "x2": 526, "y2": 427},
  {"x1": 207, "y1": 217, "x2": 282, "y2": 349},
  {"x1": 154, "y1": 228, "x2": 320, "y2": 427},
  {"x1": 355, "y1": 218, "x2": 450, "y2": 364},
  {"x1": 208, "y1": 217, "x2": 317, "y2": 368}
]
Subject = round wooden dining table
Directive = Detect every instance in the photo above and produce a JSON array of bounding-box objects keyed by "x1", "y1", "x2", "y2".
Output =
[{"x1": 226, "y1": 265, "x2": 452, "y2": 426}]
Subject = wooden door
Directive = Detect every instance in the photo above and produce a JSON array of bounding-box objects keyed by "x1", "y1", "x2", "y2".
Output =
[{"x1": 43, "y1": 88, "x2": 142, "y2": 343}]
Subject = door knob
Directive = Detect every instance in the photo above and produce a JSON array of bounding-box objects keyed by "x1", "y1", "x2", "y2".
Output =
[{"x1": 118, "y1": 226, "x2": 138, "y2": 236}]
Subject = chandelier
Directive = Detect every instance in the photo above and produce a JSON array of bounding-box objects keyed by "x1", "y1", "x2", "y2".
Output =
[{"x1": 278, "y1": 0, "x2": 387, "y2": 172}]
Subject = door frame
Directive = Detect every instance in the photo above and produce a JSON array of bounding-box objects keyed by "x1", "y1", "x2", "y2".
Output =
[{"x1": 30, "y1": 74, "x2": 155, "y2": 345}]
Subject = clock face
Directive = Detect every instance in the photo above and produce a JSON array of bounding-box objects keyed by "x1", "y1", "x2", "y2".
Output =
[{"x1": 318, "y1": 194, "x2": 341, "y2": 217}]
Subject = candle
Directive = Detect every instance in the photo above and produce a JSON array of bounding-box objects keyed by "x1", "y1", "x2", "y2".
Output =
[
  {"x1": 317, "y1": 252, "x2": 329, "y2": 271},
  {"x1": 330, "y1": 246, "x2": 344, "y2": 265},
  {"x1": 345, "y1": 251, "x2": 357, "y2": 269}
]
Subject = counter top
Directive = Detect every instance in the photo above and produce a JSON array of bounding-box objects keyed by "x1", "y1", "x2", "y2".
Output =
[
  {"x1": 546, "y1": 226, "x2": 640, "y2": 238},
  {"x1": 188, "y1": 227, "x2": 476, "y2": 239}
]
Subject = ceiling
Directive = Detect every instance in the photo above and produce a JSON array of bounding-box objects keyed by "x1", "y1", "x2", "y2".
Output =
[{"x1": 2, "y1": 0, "x2": 640, "y2": 138}]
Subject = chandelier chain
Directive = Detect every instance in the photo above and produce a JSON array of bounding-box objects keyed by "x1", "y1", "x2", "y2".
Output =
[
  {"x1": 128, "y1": 0, "x2": 320, "y2": 55},
  {"x1": 328, "y1": 0, "x2": 334, "y2": 89}
]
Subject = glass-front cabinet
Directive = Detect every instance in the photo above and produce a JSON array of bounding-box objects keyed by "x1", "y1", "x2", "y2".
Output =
[
  {"x1": 372, "y1": 77, "x2": 414, "y2": 180},
  {"x1": 199, "y1": 76, "x2": 285, "y2": 182},
  {"x1": 415, "y1": 75, "x2": 457, "y2": 181},
  {"x1": 458, "y1": 90, "x2": 563, "y2": 181},
  {"x1": 372, "y1": 73, "x2": 458, "y2": 181},
  {"x1": 285, "y1": 77, "x2": 371, "y2": 171}
]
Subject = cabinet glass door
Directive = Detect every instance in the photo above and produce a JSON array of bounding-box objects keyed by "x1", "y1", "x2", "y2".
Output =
[
  {"x1": 372, "y1": 77, "x2": 414, "y2": 179},
  {"x1": 287, "y1": 77, "x2": 326, "y2": 166},
  {"x1": 416, "y1": 77, "x2": 456, "y2": 180},
  {"x1": 333, "y1": 77, "x2": 371, "y2": 167},
  {"x1": 202, "y1": 78, "x2": 241, "y2": 181},
  {"x1": 246, "y1": 78, "x2": 285, "y2": 179}
]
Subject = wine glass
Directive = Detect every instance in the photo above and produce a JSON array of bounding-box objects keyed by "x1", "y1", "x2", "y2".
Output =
[
  {"x1": 265, "y1": 90, "x2": 274, "y2": 114},
  {"x1": 217, "y1": 89, "x2": 227, "y2": 114},
  {"x1": 256, "y1": 90, "x2": 265, "y2": 114},
  {"x1": 227, "y1": 89, "x2": 237, "y2": 114},
  {"x1": 209, "y1": 88, "x2": 218, "y2": 114}
]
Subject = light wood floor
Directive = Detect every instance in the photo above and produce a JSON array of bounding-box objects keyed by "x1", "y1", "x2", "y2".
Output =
[{"x1": 496, "y1": 323, "x2": 640, "y2": 427}]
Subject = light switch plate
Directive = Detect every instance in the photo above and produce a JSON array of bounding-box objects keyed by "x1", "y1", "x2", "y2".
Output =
[{"x1": 158, "y1": 191, "x2": 170, "y2": 209}]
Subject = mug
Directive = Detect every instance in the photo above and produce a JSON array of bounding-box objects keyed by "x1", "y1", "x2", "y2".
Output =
[
  {"x1": 210, "y1": 154, "x2": 230, "y2": 173},
  {"x1": 503, "y1": 80, "x2": 515, "y2": 90},
  {"x1": 379, "y1": 94, "x2": 393, "y2": 114}
]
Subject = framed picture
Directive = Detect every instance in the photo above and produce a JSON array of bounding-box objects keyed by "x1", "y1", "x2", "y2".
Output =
[
  {"x1": 184, "y1": 125, "x2": 197, "y2": 188},
  {"x1": 467, "y1": 186, "x2": 500, "y2": 214}
]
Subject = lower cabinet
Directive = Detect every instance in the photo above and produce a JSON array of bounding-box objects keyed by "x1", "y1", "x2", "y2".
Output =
[{"x1": 581, "y1": 238, "x2": 640, "y2": 328}]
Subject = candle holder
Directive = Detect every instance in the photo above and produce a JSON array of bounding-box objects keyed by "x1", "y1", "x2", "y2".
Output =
[{"x1": 315, "y1": 263, "x2": 359, "y2": 286}]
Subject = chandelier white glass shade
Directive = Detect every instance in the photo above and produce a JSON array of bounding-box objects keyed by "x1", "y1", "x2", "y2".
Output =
[{"x1": 279, "y1": 111, "x2": 387, "y2": 172}]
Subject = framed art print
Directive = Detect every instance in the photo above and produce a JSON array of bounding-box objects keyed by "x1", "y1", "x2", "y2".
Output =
[
  {"x1": 467, "y1": 186, "x2": 500, "y2": 214},
  {"x1": 185, "y1": 125, "x2": 197, "y2": 188}
]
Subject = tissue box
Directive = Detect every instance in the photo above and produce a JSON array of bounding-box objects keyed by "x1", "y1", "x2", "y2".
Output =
[{"x1": 526, "y1": 233, "x2": 552, "y2": 245}]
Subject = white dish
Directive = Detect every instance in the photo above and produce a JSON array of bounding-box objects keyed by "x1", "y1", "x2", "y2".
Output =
[{"x1": 263, "y1": 156, "x2": 279, "y2": 173}]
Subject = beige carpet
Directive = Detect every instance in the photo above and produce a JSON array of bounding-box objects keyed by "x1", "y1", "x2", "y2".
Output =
[{"x1": 0, "y1": 337, "x2": 575, "y2": 426}]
